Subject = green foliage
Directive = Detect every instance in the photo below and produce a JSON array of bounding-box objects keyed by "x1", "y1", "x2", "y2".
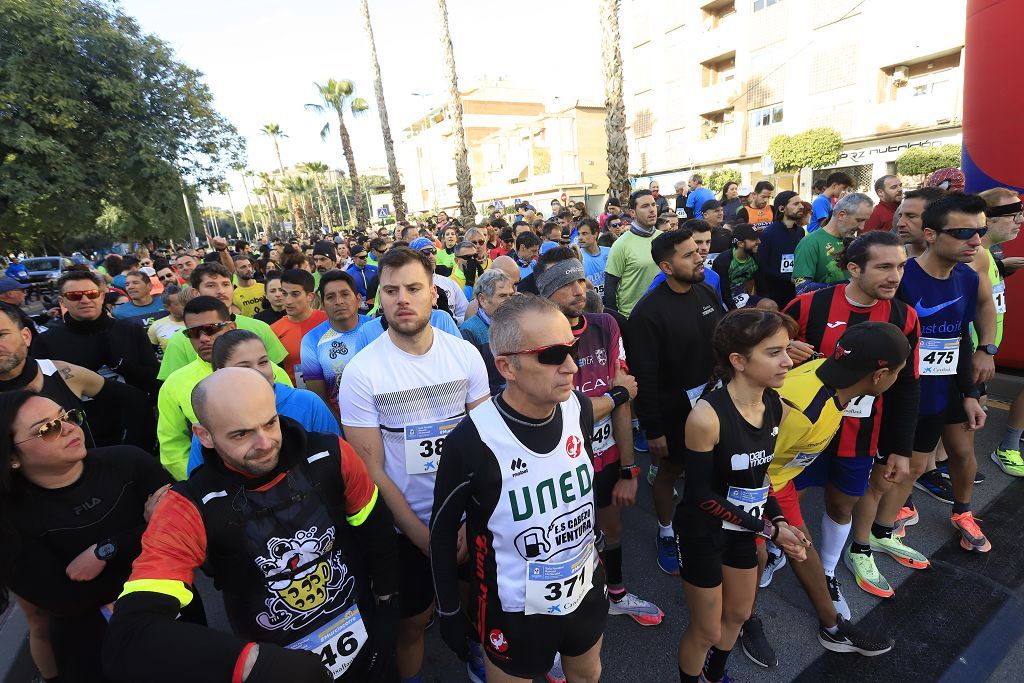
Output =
[
  {"x1": 0, "y1": 0, "x2": 242, "y2": 250},
  {"x1": 895, "y1": 144, "x2": 962, "y2": 177},
  {"x1": 766, "y1": 128, "x2": 843, "y2": 172},
  {"x1": 706, "y1": 168, "x2": 741, "y2": 193}
]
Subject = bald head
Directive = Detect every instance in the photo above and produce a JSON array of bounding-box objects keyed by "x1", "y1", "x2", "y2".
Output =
[{"x1": 492, "y1": 255, "x2": 521, "y2": 286}]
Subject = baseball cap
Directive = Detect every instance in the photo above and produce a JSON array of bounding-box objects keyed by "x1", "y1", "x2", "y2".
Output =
[
  {"x1": 701, "y1": 199, "x2": 722, "y2": 214},
  {"x1": 816, "y1": 322, "x2": 911, "y2": 390},
  {"x1": 0, "y1": 277, "x2": 28, "y2": 294},
  {"x1": 738, "y1": 184, "x2": 754, "y2": 196},
  {"x1": 732, "y1": 223, "x2": 759, "y2": 242},
  {"x1": 349, "y1": 245, "x2": 368, "y2": 258},
  {"x1": 409, "y1": 237, "x2": 435, "y2": 251}
]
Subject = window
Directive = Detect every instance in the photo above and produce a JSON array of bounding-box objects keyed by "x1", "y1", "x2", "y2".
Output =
[
  {"x1": 749, "y1": 104, "x2": 783, "y2": 128},
  {"x1": 700, "y1": 109, "x2": 733, "y2": 139},
  {"x1": 753, "y1": 0, "x2": 781, "y2": 11},
  {"x1": 702, "y1": 53, "x2": 736, "y2": 88}
]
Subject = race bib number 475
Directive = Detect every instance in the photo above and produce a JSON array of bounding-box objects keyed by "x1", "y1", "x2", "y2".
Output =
[{"x1": 918, "y1": 338, "x2": 959, "y2": 376}]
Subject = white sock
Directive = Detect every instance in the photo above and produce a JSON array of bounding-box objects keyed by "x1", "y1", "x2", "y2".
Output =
[
  {"x1": 659, "y1": 522, "x2": 674, "y2": 539},
  {"x1": 819, "y1": 513, "x2": 851, "y2": 577}
]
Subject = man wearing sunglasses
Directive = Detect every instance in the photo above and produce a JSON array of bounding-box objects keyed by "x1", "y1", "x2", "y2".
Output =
[
  {"x1": 431, "y1": 294, "x2": 624, "y2": 683},
  {"x1": 409, "y1": 237, "x2": 468, "y2": 324},
  {"x1": 157, "y1": 296, "x2": 292, "y2": 480},
  {"x1": 896, "y1": 193, "x2": 992, "y2": 553}
]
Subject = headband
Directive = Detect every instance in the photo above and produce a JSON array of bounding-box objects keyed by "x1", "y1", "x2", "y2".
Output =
[
  {"x1": 537, "y1": 258, "x2": 585, "y2": 299},
  {"x1": 986, "y1": 201, "x2": 1022, "y2": 218}
]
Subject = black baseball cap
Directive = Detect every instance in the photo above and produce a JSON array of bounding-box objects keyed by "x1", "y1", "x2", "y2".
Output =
[
  {"x1": 817, "y1": 322, "x2": 911, "y2": 389},
  {"x1": 732, "y1": 223, "x2": 759, "y2": 242},
  {"x1": 350, "y1": 245, "x2": 368, "y2": 258}
]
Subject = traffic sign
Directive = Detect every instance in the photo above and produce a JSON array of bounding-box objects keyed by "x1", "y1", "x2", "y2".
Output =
[
  {"x1": 376, "y1": 206, "x2": 390, "y2": 218},
  {"x1": 761, "y1": 154, "x2": 775, "y2": 174},
  {"x1": 560, "y1": 192, "x2": 567, "y2": 203},
  {"x1": 494, "y1": 200, "x2": 505, "y2": 210}
]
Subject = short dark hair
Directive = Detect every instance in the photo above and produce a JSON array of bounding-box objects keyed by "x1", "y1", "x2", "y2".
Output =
[
  {"x1": 557, "y1": 210, "x2": 571, "y2": 220},
  {"x1": 683, "y1": 219, "x2": 711, "y2": 235},
  {"x1": 377, "y1": 246, "x2": 432, "y2": 280},
  {"x1": 515, "y1": 231, "x2": 542, "y2": 250},
  {"x1": 233, "y1": 254, "x2": 254, "y2": 266},
  {"x1": 183, "y1": 295, "x2": 229, "y2": 320},
  {"x1": 813, "y1": 179, "x2": 827, "y2": 192},
  {"x1": 840, "y1": 230, "x2": 902, "y2": 271},
  {"x1": 874, "y1": 174, "x2": 898, "y2": 194},
  {"x1": 58, "y1": 270, "x2": 103, "y2": 292},
  {"x1": 533, "y1": 247, "x2": 577, "y2": 277},
  {"x1": 826, "y1": 172, "x2": 854, "y2": 188},
  {"x1": 629, "y1": 189, "x2": 653, "y2": 210},
  {"x1": 369, "y1": 237, "x2": 388, "y2": 253},
  {"x1": 318, "y1": 269, "x2": 357, "y2": 299},
  {"x1": 577, "y1": 217, "x2": 599, "y2": 235},
  {"x1": 0, "y1": 302, "x2": 26, "y2": 329},
  {"x1": 651, "y1": 229, "x2": 695, "y2": 265},
  {"x1": 489, "y1": 217, "x2": 509, "y2": 230},
  {"x1": 903, "y1": 186, "x2": 946, "y2": 207},
  {"x1": 190, "y1": 262, "x2": 232, "y2": 289},
  {"x1": 754, "y1": 181, "x2": 774, "y2": 195},
  {"x1": 499, "y1": 228, "x2": 515, "y2": 243},
  {"x1": 922, "y1": 193, "x2": 988, "y2": 233},
  {"x1": 543, "y1": 222, "x2": 561, "y2": 237},
  {"x1": 512, "y1": 220, "x2": 530, "y2": 232},
  {"x1": 280, "y1": 268, "x2": 315, "y2": 293},
  {"x1": 211, "y1": 329, "x2": 263, "y2": 370},
  {"x1": 124, "y1": 271, "x2": 149, "y2": 286}
]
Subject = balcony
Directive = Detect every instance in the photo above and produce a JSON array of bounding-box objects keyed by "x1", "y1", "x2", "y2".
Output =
[
  {"x1": 867, "y1": 98, "x2": 960, "y2": 137},
  {"x1": 696, "y1": 82, "x2": 740, "y2": 116},
  {"x1": 689, "y1": 128, "x2": 743, "y2": 164},
  {"x1": 697, "y1": 15, "x2": 738, "y2": 64}
]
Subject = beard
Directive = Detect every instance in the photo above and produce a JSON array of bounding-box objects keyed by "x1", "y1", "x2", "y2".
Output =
[{"x1": 0, "y1": 346, "x2": 26, "y2": 375}]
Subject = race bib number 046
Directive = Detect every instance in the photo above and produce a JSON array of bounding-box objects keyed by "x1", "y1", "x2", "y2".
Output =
[
  {"x1": 404, "y1": 416, "x2": 461, "y2": 474},
  {"x1": 286, "y1": 605, "x2": 367, "y2": 679}
]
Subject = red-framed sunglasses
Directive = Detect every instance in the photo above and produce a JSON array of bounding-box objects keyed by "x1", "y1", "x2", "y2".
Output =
[{"x1": 503, "y1": 338, "x2": 579, "y2": 365}]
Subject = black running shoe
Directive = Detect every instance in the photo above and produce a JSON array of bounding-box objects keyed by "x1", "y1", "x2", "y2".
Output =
[
  {"x1": 935, "y1": 460, "x2": 985, "y2": 484},
  {"x1": 817, "y1": 615, "x2": 894, "y2": 656},
  {"x1": 740, "y1": 615, "x2": 777, "y2": 668},
  {"x1": 913, "y1": 469, "x2": 954, "y2": 504}
]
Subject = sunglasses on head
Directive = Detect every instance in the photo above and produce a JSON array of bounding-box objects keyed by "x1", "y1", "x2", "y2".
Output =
[
  {"x1": 503, "y1": 338, "x2": 579, "y2": 365},
  {"x1": 15, "y1": 409, "x2": 85, "y2": 445},
  {"x1": 183, "y1": 322, "x2": 230, "y2": 339},
  {"x1": 63, "y1": 290, "x2": 102, "y2": 302},
  {"x1": 938, "y1": 226, "x2": 988, "y2": 240}
]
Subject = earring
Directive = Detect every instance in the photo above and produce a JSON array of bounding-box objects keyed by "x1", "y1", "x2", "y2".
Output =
[{"x1": 11, "y1": 462, "x2": 20, "y2": 469}]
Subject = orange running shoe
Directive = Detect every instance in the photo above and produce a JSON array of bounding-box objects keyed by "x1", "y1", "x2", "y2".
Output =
[{"x1": 951, "y1": 511, "x2": 992, "y2": 553}]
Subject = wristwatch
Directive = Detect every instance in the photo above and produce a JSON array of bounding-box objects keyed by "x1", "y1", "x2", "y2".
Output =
[
  {"x1": 980, "y1": 344, "x2": 999, "y2": 356},
  {"x1": 619, "y1": 464, "x2": 639, "y2": 480},
  {"x1": 95, "y1": 539, "x2": 117, "y2": 561},
  {"x1": 374, "y1": 593, "x2": 400, "y2": 609}
]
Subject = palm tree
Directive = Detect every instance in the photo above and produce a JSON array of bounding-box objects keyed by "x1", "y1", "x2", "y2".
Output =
[
  {"x1": 279, "y1": 176, "x2": 309, "y2": 238},
  {"x1": 434, "y1": 0, "x2": 475, "y2": 224},
  {"x1": 306, "y1": 80, "x2": 370, "y2": 229},
  {"x1": 360, "y1": 0, "x2": 407, "y2": 222},
  {"x1": 300, "y1": 162, "x2": 334, "y2": 228},
  {"x1": 600, "y1": 0, "x2": 630, "y2": 200},
  {"x1": 261, "y1": 123, "x2": 288, "y2": 175}
]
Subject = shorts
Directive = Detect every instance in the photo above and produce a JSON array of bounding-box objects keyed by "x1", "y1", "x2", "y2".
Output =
[
  {"x1": 480, "y1": 564, "x2": 608, "y2": 679},
  {"x1": 594, "y1": 464, "x2": 617, "y2": 509},
  {"x1": 913, "y1": 401, "x2": 969, "y2": 453},
  {"x1": 397, "y1": 533, "x2": 436, "y2": 618},
  {"x1": 674, "y1": 523, "x2": 758, "y2": 589},
  {"x1": 793, "y1": 451, "x2": 874, "y2": 497},
  {"x1": 771, "y1": 480, "x2": 805, "y2": 529}
]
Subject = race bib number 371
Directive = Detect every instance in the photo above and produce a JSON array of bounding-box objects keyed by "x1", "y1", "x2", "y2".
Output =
[{"x1": 524, "y1": 543, "x2": 595, "y2": 616}]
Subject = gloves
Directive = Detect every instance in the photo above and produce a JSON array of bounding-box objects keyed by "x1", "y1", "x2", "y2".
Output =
[
  {"x1": 245, "y1": 644, "x2": 333, "y2": 683},
  {"x1": 438, "y1": 609, "x2": 470, "y2": 662}
]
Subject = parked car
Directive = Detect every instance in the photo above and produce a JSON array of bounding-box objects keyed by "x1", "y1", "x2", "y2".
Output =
[{"x1": 20, "y1": 256, "x2": 74, "y2": 291}]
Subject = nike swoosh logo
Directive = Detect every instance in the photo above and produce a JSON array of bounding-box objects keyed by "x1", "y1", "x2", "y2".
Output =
[
  {"x1": 914, "y1": 296, "x2": 963, "y2": 318},
  {"x1": 826, "y1": 321, "x2": 846, "y2": 329}
]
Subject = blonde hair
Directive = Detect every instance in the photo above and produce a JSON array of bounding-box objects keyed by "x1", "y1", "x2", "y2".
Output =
[{"x1": 979, "y1": 187, "x2": 1020, "y2": 208}]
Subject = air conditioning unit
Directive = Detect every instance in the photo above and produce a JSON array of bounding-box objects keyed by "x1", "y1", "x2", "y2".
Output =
[{"x1": 892, "y1": 65, "x2": 910, "y2": 86}]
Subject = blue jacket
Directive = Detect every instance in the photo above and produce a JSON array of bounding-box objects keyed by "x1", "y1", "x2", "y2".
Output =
[
  {"x1": 346, "y1": 264, "x2": 379, "y2": 299},
  {"x1": 185, "y1": 382, "x2": 340, "y2": 476}
]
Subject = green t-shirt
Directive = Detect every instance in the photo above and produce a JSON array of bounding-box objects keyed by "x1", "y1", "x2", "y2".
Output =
[
  {"x1": 605, "y1": 229, "x2": 663, "y2": 316},
  {"x1": 727, "y1": 249, "x2": 758, "y2": 296},
  {"x1": 793, "y1": 228, "x2": 848, "y2": 285},
  {"x1": 157, "y1": 313, "x2": 289, "y2": 381}
]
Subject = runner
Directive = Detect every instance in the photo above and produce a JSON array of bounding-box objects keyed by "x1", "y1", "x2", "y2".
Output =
[
  {"x1": 113, "y1": 271, "x2": 169, "y2": 327},
  {"x1": 710, "y1": 224, "x2": 771, "y2": 309},
  {"x1": 255, "y1": 272, "x2": 287, "y2": 325},
  {"x1": 271, "y1": 269, "x2": 328, "y2": 386},
  {"x1": 792, "y1": 193, "x2": 873, "y2": 295},
  {"x1": 148, "y1": 286, "x2": 188, "y2": 357},
  {"x1": 577, "y1": 218, "x2": 611, "y2": 299},
  {"x1": 629, "y1": 229, "x2": 725, "y2": 575},
  {"x1": 676, "y1": 309, "x2": 809, "y2": 683},
  {"x1": 337, "y1": 247, "x2": 490, "y2": 683},
  {"x1": 535, "y1": 248, "x2": 662, "y2": 628},
  {"x1": 105, "y1": 368, "x2": 400, "y2": 682},
  {"x1": 736, "y1": 182, "x2": 775, "y2": 231},
  {"x1": 755, "y1": 191, "x2": 806, "y2": 308},
  {"x1": 604, "y1": 189, "x2": 663, "y2": 316},
  {"x1": 409, "y1": 236, "x2": 469, "y2": 324},
  {"x1": 232, "y1": 254, "x2": 266, "y2": 317},
  {"x1": 299, "y1": 270, "x2": 371, "y2": 417},
  {"x1": 460, "y1": 268, "x2": 516, "y2": 396},
  {"x1": 431, "y1": 294, "x2": 607, "y2": 683}
]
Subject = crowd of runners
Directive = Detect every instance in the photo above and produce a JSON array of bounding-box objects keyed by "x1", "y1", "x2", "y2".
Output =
[{"x1": 1, "y1": 167, "x2": 1022, "y2": 683}]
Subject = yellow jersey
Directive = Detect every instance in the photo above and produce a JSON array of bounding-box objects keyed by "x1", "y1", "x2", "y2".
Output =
[
  {"x1": 767, "y1": 359, "x2": 845, "y2": 488},
  {"x1": 233, "y1": 281, "x2": 266, "y2": 318}
]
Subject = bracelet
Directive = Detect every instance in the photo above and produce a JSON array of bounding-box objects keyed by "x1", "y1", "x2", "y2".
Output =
[
  {"x1": 607, "y1": 385, "x2": 630, "y2": 408},
  {"x1": 771, "y1": 523, "x2": 781, "y2": 542}
]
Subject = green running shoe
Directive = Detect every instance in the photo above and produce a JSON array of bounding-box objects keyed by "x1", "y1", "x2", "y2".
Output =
[
  {"x1": 991, "y1": 448, "x2": 1024, "y2": 477},
  {"x1": 843, "y1": 546, "x2": 894, "y2": 598},
  {"x1": 869, "y1": 534, "x2": 930, "y2": 569}
]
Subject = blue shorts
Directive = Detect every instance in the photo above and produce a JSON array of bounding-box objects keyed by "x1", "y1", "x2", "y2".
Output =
[{"x1": 793, "y1": 452, "x2": 874, "y2": 497}]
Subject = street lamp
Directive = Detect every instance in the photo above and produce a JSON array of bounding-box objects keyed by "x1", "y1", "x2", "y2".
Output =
[{"x1": 412, "y1": 92, "x2": 440, "y2": 212}]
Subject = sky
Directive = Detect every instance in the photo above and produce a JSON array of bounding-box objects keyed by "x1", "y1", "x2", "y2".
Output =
[{"x1": 118, "y1": 0, "x2": 604, "y2": 210}]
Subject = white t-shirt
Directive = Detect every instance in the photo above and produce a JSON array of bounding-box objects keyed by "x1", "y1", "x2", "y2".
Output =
[
  {"x1": 337, "y1": 327, "x2": 489, "y2": 527},
  {"x1": 433, "y1": 273, "x2": 469, "y2": 325}
]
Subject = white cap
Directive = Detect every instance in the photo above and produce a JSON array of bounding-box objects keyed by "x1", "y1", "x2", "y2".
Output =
[{"x1": 738, "y1": 184, "x2": 754, "y2": 196}]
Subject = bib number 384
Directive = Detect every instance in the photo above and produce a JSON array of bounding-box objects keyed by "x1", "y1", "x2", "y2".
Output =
[
  {"x1": 525, "y1": 543, "x2": 594, "y2": 616},
  {"x1": 404, "y1": 417, "x2": 461, "y2": 474},
  {"x1": 918, "y1": 338, "x2": 959, "y2": 376},
  {"x1": 286, "y1": 605, "x2": 367, "y2": 679}
]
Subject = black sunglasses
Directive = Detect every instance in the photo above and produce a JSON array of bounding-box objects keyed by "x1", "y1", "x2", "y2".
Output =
[
  {"x1": 503, "y1": 338, "x2": 579, "y2": 365},
  {"x1": 938, "y1": 227, "x2": 987, "y2": 240},
  {"x1": 183, "y1": 322, "x2": 231, "y2": 339}
]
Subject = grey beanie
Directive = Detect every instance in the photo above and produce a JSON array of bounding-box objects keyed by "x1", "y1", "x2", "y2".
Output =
[{"x1": 536, "y1": 258, "x2": 586, "y2": 299}]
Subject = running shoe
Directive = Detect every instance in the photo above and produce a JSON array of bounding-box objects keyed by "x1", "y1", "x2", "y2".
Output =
[
  {"x1": 869, "y1": 534, "x2": 930, "y2": 569},
  {"x1": 656, "y1": 535, "x2": 679, "y2": 575},
  {"x1": 913, "y1": 469, "x2": 954, "y2": 504},
  {"x1": 935, "y1": 460, "x2": 985, "y2": 484},
  {"x1": 843, "y1": 546, "x2": 894, "y2": 598},
  {"x1": 739, "y1": 615, "x2": 777, "y2": 668},
  {"x1": 608, "y1": 592, "x2": 665, "y2": 626},
  {"x1": 546, "y1": 653, "x2": 566, "y2": 683},
  {"x1": 759, "y1": 544, "x2": 787, "y2": 588},
  {"x1": 647, "y1": 463, "x2": 659, "y2": 486},
  {"x1": 634, "y1": 428, "x2": 649, "y2": 453},
  {"x1": 467, "y1": 640, "x2": 486, "y2": 683},
  {"x1": 826, "y1": 574, "x2": 851, "y2": 620},
  {"x1": 817, "y1": 615, "x2": 894, "y2": 656},
  {"x1": 893, "y1": 506, "x2": 919, "y2": 538},
  {"x1": 991, "y1": 448, "x2": 1024, "y2": 477},
  {"x1": 699, "y1": 669, "x2": 734, "y2": 683},
  {"x1": 950, "y1": 511, "x2": 992, "y2": 553}
]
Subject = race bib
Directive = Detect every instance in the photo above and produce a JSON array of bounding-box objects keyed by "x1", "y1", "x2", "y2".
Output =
[
  {"x1": 404, "y1": 417, "x2": 461, "y2": 474},
  {"x1": 525, "y1": 543, "x2": 594, "y2": 616},
  {"x1": 993, "y1": 281, "x2": 1006, "y2": 314},
  {"x1": 733, "y1": 293, "x2": 750, "y2": 308},
  {"x1": 293, "y1": 365, "x2": 306, "y2": 390},
  {"x1": 676, "y1": 208, "x2": 687, "y2": 218},
  {"x1": 686, "y1": 383, "x2": 706, "y2": 408},
  {"x1": 286, "y1": 605, "x2": 367, "y2": 679},
  {"x1": 918, "y1": 337, "x2": 959, "y2": 376},
  {"x1": 780, "y1": 254, "x2": 795, "y2": 274},
  {"x1": 843, "y1": 395, "x2": 875, "y2": 419},
  {"x1": 705, "y1": 253, "x2": 719, "y2": 270},
  {"x1": 721, "y1": 485, "x2": 770, "y2": 532},
  {"x1": 591, "y1": 417, "x2": 613, "y2": 455},
  {"x1": 783, "y1": 451, "x2": 820, "y2": 470}
]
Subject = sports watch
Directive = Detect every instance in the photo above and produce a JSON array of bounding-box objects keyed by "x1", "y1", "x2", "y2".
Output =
[
  {"x1": 620, "y1": 464, "x2": 639, "y2": 480},
  {"x1": 980, "y1": 344, "x2": 998, "y2": 356},
  {"x1": 95, "y1": 540, "x2": 117, "y2": 561}
]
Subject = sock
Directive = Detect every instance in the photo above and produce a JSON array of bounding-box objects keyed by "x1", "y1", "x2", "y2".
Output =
[
  {"x1": 679, "y1": 669, "x2": 699, "y2": 683},
  {"x1": 850, "y1": 540, "x2": 871, "y2": 556},
  {"x1": 632, "y1": 417, "x2": 641, "y2": 430},
  {"x1": 871, "y1": 522, "x2": 894, "y2": 540},
  {"x1": 825, "y1": 622, "x2": 840, "y2": 635},
  {"x1": 659, "y1": 522, "x2": 674, "y2": 539},
  {"x1": 1000, "y1": 426, "x2": 1024, "y2": 451},
  {"x1": 704, "y1": 647, "x2": 732, "y2": 681},
  {"x1": 818, "y1": 513, "x2": 851, "y2": 577},
  {"x1": 952, "y1": 500, "x2": 970, "y2": 515},
  {"x1": 603, "y1": 543, "x2": 624, "y2": 587}
]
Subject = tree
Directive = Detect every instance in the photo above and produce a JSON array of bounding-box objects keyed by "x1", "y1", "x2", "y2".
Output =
[
  {"x1": 895, "y1": 144, "x2": 962, "y2": 177},
  {"x1": 306, "y1": 80, "x2": 370, "y2": 229},
  {"x1": 260, "y1": 124, "x2": 288, "y2": 175},
  {"x1": 299, "y1": 162, "x2": 334, "y2": 228},
  {"x1": 279, "y1": 176, "x2": 309, "y2": 238},
  {"x1": 600, "y1": 0, "x2": 630, "y2": 201},
  {"x1": 0, "y1": 0, "x2": 241, "y2": 249},
  {"x1": 706, "y1": 168, "x2": 742, "y2": 193},
  {"x1": 767, "y1": 128, "x2": 844, "y2": 172},
  {"x1": 434, "y1": 0, "x2": 476, "y2": 225},
  {"x1": 360, "y1": 0, "x2": 407, "y2": 223}
]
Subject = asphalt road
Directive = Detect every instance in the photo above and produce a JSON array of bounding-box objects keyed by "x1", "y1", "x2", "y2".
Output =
[{"x1": 2, "y1": 382, "x2": 1023, "y2": 683}]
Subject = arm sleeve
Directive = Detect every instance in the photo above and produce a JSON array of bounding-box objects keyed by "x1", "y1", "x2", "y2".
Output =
[
  {"x1": 603, "y1": 273, "x2": 620, "y2": 310},
  {"x1": 878, "y1": 313, "x2": 920, "y2": 459},
  {"x1": 626, "y1": 308, "x2": 665, "y2": 439},
  {"x1": 955, "y1": 329, "x2": 980, "y2": 398},
  {"x1": 299, "y1": 330, "x2": 325, "y2": 382},
  {"x1": 428, "y1": 426, "x2": 474, "y2": 616},
  {"x1": 339, "y1": 439, "x2": 400, "y2": 596},
  {"x1": 683, "y1": 448, "x2": 765, "y2": 532},
  {"x1": 157, "y1": 382, "x2": 192, "y2": 481}
]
